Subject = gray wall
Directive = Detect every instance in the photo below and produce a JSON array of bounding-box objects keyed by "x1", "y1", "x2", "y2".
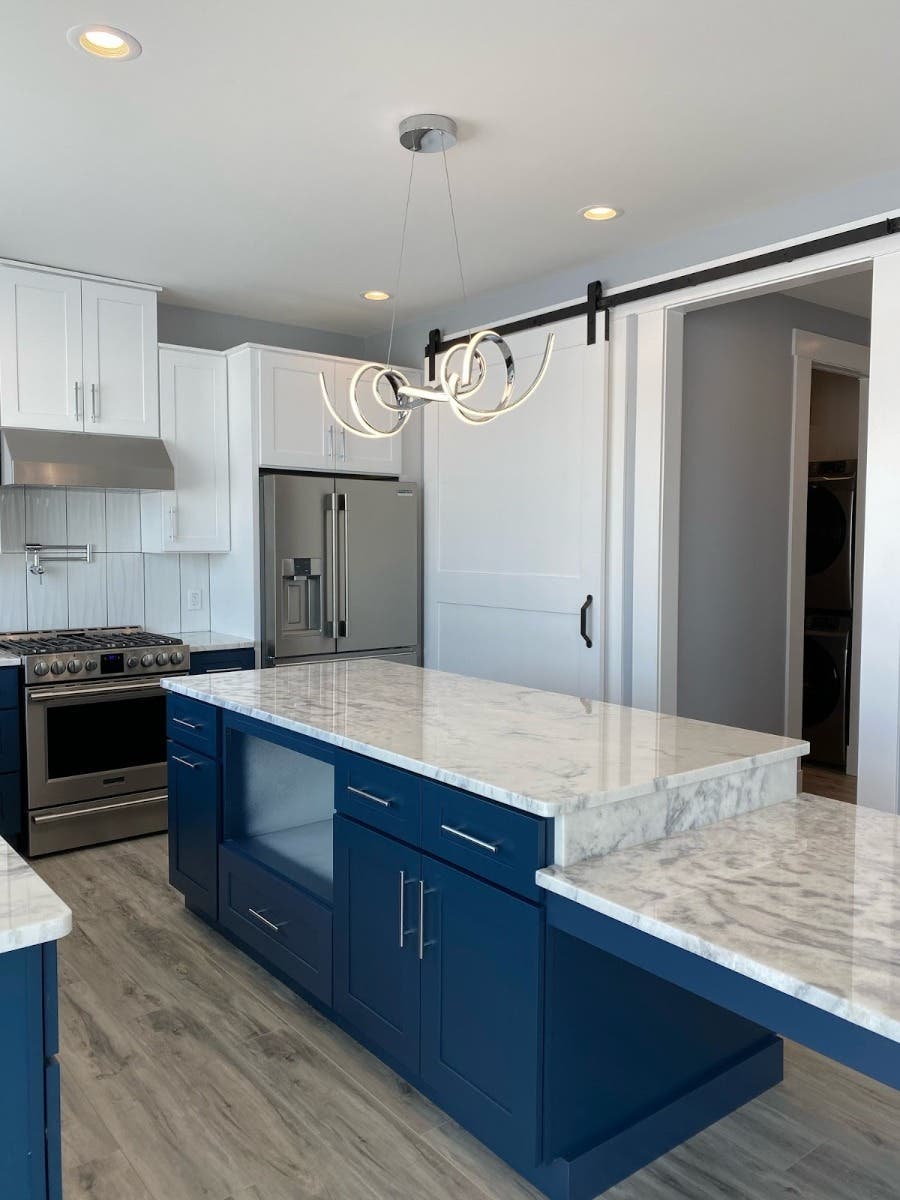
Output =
[
  {"x1": 158, "y1": 302, "x2": 366, "y2": 358},
  {"x1": 677, "y1": 294, "x2": 870, "y2": 735}
]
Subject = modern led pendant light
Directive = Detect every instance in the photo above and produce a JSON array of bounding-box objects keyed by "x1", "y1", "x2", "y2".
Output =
[{"x1": 320, "y1": 115, "x2": 555, "y2": 439}]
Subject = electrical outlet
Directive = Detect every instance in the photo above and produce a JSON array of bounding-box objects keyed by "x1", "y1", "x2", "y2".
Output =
[{"x1": 187, "y1": 589, "x2": 202, "y2": 612}]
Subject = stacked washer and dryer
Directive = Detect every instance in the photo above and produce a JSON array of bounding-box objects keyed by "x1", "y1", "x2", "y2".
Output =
[{"x1": 802, "y1": 461, "x2": 857, "y2": 769}]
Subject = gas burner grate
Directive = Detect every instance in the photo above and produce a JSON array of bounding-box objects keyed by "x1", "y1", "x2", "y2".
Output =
[{"x1": 0, "y1": 628, "x2": 184, "y2": 655}]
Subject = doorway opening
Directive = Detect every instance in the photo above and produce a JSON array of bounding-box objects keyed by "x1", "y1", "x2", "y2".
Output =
[{"x1": 675, "y1": 265, "x2": 872, "y2": 804}]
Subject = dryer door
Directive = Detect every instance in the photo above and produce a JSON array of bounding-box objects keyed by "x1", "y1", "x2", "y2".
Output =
[{"x1": 805, "y1": 479, "x2": 855, "y2": 611}]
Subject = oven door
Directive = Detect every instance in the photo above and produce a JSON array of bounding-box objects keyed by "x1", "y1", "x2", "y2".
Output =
[{"x1": 25, "y1": 677, "x2": 173, "y2": 811}]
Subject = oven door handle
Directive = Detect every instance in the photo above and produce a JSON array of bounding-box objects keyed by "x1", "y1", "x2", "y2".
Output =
[
  {"x1": 28, "y1": 680, "x2": 169, "y2": 702},
  {"x1": 31, "y1": 794, "x2": 168, "y2": 823}
]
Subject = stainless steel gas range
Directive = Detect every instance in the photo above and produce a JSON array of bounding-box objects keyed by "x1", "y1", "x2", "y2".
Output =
[{"x1": 0, "y1": 627, "x2": 190, "y2": 855}]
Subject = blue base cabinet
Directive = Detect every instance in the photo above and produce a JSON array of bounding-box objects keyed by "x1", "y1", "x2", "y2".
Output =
[
  {"x1": 190, "y1": 647, "x2": 255, "y2": 675},
  {"x1": 333, "y1": 812, "x2": 544, "y2": 1170},
  {"x1": 166, "y1": 696, "x2": 786, "y2": 1200},
  {"x1": 0, "y1": 943, "x2": 62, "y2": 1200},
  {"x1": 0, "y1": 668, "x2": 23, "y2": 845}
]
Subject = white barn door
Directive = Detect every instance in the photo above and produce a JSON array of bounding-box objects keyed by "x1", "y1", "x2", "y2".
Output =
[{"x1": 424, "y1": 318, "x2": 606, "y2": 699}]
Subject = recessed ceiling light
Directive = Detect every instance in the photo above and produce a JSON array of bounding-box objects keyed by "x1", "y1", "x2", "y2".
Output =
[
  {"x1": 361, "y1": 290, "x2": 391, "y2": 302},
  {"x1": 67, "y1": 24, "x2": 142, "y2": 60},
  {"x1": 580, "y1": 205, "x2": 620, "y2": 222}
]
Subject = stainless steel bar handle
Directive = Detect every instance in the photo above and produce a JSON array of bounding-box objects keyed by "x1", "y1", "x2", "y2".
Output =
[
  {"x1": 171, "y1": 715, "x2": 202, "y2": 730},
  {"x1": 327, "y1": 425, "x2": 334, "y2": 460},
  {"x1": 325, "y1": 494, "x2": 338, "y2": 637},
  {"x1": 399, "y1": 870, "x2": 406, "y2": 948},
  {"x1": 32, "y1": 794, "x2": 167, "y2": 824},
  {"x1": 347, "y1": 785, "x2": 392, "y2": 808},
  {"x1": 341, "y1": 430, "x2": 347, "y2": 462},
  {"x1": 418, "y1": 880, "x2": 425, "y2": 960},
  {"x1": 29, "y1": 680, "x2": 166, "y2": 701},
  {"x1": 171, "y1": 755, "x2": 200, "y2": 770},
  {"x1": 338, "y1": 493, "x2": 350, "y2": 638},
  {"x1": 205, "y1": 667, "x2": 242, "y2": 674},
  {"x1": 73, "y1": 381, "x2": 81, "y2": 421},
  {"x1": 440, "y1": 824, "x2": 499, "y2": 854},
  {"x1": 248, "y1": 907, "x2": 284, "y2": 934},
  {"x1": 90, "y1": 383, "x2": 98, "y2": 422}
]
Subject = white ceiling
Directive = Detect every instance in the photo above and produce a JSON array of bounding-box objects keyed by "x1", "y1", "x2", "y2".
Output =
[
  {"x1": 783, "y1": 270, "x2": 873, "y2": 319},
  {"x1": 3, "y1": 1, "x2": 899, "y2": 335}
]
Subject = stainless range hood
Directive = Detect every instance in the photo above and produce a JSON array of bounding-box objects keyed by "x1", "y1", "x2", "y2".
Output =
[{"x1": 1, "y1": 428, "x2": 175, "y2": 490}]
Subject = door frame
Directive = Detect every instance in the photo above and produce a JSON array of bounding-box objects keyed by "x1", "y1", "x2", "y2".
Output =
[
  {"x1": 785, "y1": 332, "x2": 869, "y2": 756},
  {"x1": 607, "y1": 217, "x2": 900, "y2": 811}
]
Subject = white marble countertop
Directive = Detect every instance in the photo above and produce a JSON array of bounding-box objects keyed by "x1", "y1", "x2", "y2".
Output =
[
  {"x1": 538, "y1": 794, "x2": 900, "y2": 1041},
  {"x1": 162, "y1": 660, "x2": 805, "y2": 818},
  {"x1": 0, "y1": 838, "x2": 71, "y2": 953},
  {"x1": 0, "y1": 652, "x2": 19, "y2": 667},
  {"x1": 165, "y1": 630, "x2": 255, "y2": 653}
]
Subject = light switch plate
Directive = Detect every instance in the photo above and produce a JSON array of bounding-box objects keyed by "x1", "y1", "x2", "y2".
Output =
[{"x1": 187, "y1": 588, "x2": 202, "y2": 611}]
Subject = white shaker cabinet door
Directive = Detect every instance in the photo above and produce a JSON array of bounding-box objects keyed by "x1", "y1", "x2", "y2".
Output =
[
  {"x1": 81, "y1": 281, "x2": 159, "y2": 437},
  {"x1": 144, "y1": 347, "x2": 230, "y2": 554},
  {"x1": 258, "y1": 350, "x2": 335, "y2": 470},
  {"x1": 0, "y1": 266, "x2": 84, "y2": 430},
  {"x1": 332, "y1": 359, "x2": 404, "y2": 476}
]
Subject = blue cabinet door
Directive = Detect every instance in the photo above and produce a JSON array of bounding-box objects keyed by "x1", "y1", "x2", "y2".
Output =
[
  {"x1": 333, "y1": 816, "x2": 421, "y2": 1074},
  {"x1": 168, "y1": 744, "x2": 220, "y2": 919},
  {"x1": 420, "y1": 856, "x2": 543, "y2": 1171},
  {"x1": 0, "y1": 945, "x2": 48, "y2": 1199}
]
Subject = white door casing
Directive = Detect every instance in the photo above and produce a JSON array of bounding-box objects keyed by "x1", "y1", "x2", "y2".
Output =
[{"x1": 424, "y1": 318, "x2": 605, "y2": 699}]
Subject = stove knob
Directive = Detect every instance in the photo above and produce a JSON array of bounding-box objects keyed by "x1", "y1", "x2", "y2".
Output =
[
  {"x1": 170, "y1": 651, "x2": 184, "y2": 666},
  {"x1": 126, "y1": 656, "x2": 138, "y2": 669},
  {"x1": 33, "y1": 661, "x2": 49, "y2": 677},
  {"x1": 140, "y1": 654, "x2": 155, "y2": 668},
  {"x1": 67, "y1": 659, "x2": 83, "y2": 674},
  {"x1": 84, "y1": 659, "x2": 98, "y2": 672},
  {"x1": 50, "y1": 660, "x2": 66, "y2": 676},
  {"x1": 156, "y1": 652, "x2": 170, "y2": 667}
]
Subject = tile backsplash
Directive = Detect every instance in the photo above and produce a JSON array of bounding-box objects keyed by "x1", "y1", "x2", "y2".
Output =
[{"x1": 0, "y1": 487, "x2": 212, "y2": 634}]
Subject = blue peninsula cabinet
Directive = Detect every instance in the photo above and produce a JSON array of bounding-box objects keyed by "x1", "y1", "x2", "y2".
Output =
[{"x1": 165, "y1": 693, "x2": 783, "y2": 1200}]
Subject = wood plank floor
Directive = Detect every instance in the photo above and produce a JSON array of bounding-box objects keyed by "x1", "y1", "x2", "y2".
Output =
[
  {"x1": 36, "y1": 835, "x2": 900, "y2": 1200},
  {"x1": 802, "y1": 764, "x2": 858, "y2": 804}
]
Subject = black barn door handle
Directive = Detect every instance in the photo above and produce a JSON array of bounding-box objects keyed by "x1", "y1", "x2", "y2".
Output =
[{"x1": 580, "y1": 594, "x2": 593, "y2": 648}]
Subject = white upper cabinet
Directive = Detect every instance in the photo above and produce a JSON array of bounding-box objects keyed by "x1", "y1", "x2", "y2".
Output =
[
  {"x1": 0, "y1": 264, "x2": 158, "y2": 436},
  {"x1": 331, "y1": 359, "x2": 404, "y2": 476},
  {"x1": 0, "y1": 267, "x2": 83, "y2": 430},
  {"x1": 141, "y1": 347, "x2": 230, "y2": 554},
  {"x1": 82, "y1": 281, "x2": 158, "y2": 437},
  {"x1": 258, "y1": 350, "x2": 335, "y2": 470},
  {"x1": 256, "y1": 349, "x2": 403, "y2": 476}
]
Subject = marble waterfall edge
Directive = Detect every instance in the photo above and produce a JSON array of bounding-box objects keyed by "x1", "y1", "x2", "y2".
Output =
[{"x1": 553, "y1": 757, "x2": 799, "y2": 866}]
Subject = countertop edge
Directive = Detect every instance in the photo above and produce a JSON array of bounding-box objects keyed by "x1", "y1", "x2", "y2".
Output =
[{"x1": 0, "y1": 908, "x2": 73, "y2": 955}]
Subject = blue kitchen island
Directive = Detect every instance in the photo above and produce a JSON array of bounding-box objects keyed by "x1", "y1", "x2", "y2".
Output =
[{"x1": 162, "y1": 659, "x2": 815, "y2": 1199}]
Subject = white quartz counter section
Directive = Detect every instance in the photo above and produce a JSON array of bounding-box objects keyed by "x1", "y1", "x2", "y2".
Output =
[
  {"x1": 164, "y1": 630, "x2": 255, "y2": 653},
  {"x1": 0, "y1": 653, "x2": 19, "y2": 667},
  {"x1": 0, "y1": 838, "x2": 71, "y2": 953},
  {"x1": 162, "y1": 660, "x2": 804, "y2": 823},
  {"x1": 538, "y1": 795, "x2": 900, "y2": 1041}
]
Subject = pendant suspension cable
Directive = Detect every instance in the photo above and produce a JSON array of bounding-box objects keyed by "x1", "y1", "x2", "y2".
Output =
[
  {"x1": 386, "y1": 149, "x2": 416, "y2": 369},
  {"x1": 441, "y1": 133, "x2": 469, "y2": 336}
]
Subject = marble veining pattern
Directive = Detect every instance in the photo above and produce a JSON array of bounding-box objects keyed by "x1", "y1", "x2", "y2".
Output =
[
  {"x1": 166, "y1": 629, "x2": 255, "y2": 652},
  {"x1": 0, "y1": 837, "x2": 71, "y2": 953},
  {"x1": 162, "y1": 660, "x2": 806, "y2": 819},
  {"x1": 538, "y1": 795, "x2": 900, "y2": 1042}
]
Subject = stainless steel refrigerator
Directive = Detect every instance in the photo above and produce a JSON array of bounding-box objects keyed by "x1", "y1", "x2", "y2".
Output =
[{"x1": 261, "y1": 473, "x2": 421, "y2": 667}]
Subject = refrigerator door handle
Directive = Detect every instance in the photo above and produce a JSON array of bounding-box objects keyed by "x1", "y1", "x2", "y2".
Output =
[
  {"x1": 338, "y1": 492, "x2": 350, "y2": 638},
  {"x1": 325, "y1": 493, "x2": 338, "y2": 638}
]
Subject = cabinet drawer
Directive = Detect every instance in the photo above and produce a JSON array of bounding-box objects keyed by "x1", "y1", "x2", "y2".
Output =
[
  {"x1": 421, "y1": 783, "x2": 548, "y2": 901},
  {"x1": 219, "y1": 844, "x2": 332, "y2": 1005},
  {"x1": 337, "y1": 754, "x2": 421, "y2": 845},
  {"x1": 167, "y1": 694, "x2": 219, "y2": 758},
  {"x1": 0, "y1": 668, "x2": 19, "y2": 710},
  {"x1": 190, "y1": 648, "x2": 255, "y2": 675},
  {"x1": 0, "y1": 707, "x2": 20, "y2": 773}
]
